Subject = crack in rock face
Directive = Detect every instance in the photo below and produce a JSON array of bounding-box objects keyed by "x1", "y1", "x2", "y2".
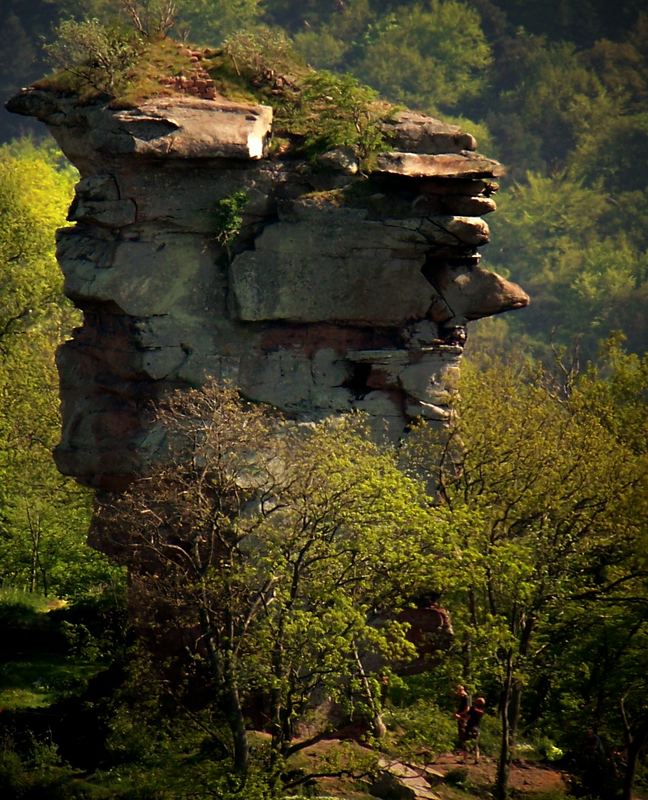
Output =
[{"x1": 7, "y1": 88, "x2": 529, "y2": 490}]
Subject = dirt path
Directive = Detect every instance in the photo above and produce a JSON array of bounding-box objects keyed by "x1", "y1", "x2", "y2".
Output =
[{"x1": 431, "y1": 751, "x2": 569, "y2": 795}]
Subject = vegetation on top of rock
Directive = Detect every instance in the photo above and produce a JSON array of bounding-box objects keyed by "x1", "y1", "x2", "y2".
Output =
[
  {"x1": 43, "y1": 17, "x2": 141, "y2": 95},
  {"x1": 37, "y1": 17, "x2": 394, "y2": 164}
]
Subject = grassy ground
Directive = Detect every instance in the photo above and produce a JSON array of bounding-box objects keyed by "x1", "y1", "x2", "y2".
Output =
[{"x1": 0, "y1": 655, "x2": 100, "y2": 709}]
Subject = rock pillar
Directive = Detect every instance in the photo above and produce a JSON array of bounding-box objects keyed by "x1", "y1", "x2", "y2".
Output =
[{"x1": 7, "y1": 91, "x2": 528, "y2": 489}]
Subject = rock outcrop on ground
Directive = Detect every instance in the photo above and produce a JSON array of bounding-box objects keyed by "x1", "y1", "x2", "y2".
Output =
[{"x1": 7, "y1": 85, "x2": 528, "y2": 490}]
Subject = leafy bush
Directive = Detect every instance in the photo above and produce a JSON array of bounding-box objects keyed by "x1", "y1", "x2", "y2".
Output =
[
  {"x1": 213, "y1": 190, "x2": 248, "y2": 255},
  {"x1": 0, "y1": 749, "x2": 27, "y2": 798},
  {"x1": 0, "y1": 601, "x2": 40, "y2": 629},
  {"x1": 288, "y1": 70, "x2": 388, "y2": 162},
  {"x1": 222, "y1": 26, "x2": 298, "y2": 84},
  {"x1": 385, "y1": 698, "x2": 455, "y2": 756},
  {"x1": 44, "y1": 18, "x2": 140, "y2": 94},
  {"x1": 535, "y1": 736, "x2": 565, "y2": 762}
]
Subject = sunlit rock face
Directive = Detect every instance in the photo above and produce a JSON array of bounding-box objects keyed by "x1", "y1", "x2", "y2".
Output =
[{"x1": 7, "y1": 89, "x2": 528, "y2": 489}]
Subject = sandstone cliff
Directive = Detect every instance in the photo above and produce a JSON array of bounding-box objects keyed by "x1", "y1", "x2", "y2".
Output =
[{"x1": 7, "y1": 60, "x2": 528, "y2": 489}]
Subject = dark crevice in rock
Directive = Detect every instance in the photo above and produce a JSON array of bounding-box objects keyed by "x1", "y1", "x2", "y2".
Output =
[{"x1": 342, "y1": 363, "x2": 372, "y2": 400}]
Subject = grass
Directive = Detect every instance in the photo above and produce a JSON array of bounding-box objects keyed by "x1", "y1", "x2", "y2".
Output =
[
  {"x1": 35, "y1": 39, "x2": 202, "y2": 106},
  {"x1": 0, "y1": 655, "x2": 101, "y2": 709},
  {"x1": 0, "y1": 587, "x2": 54, "y2": 612},
  {"x1": 0, "y1": 589, "x2": 104, "y2": 710}
]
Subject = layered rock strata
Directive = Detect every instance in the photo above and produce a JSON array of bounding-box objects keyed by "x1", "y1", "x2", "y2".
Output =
[{"x1": 8, "y1": 90, "x2": 528, "y2": 489}]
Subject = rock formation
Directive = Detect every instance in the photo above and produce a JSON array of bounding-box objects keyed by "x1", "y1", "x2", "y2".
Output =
[{"x1": 7, "y1": 86, "x2": 528, "y2": 490}]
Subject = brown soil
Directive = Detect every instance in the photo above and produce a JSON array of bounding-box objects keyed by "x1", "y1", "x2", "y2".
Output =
[
  {"x1": 432, "y1": 751, "x2": 569, "y2": 795},
  {"x1": 292, "y1": 739, "x2": 571, "y2": 799}
]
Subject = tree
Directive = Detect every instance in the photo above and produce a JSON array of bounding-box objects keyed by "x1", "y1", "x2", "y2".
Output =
[
  {"x1": 354, "y1": 0, "x2": 492, "y2": 112},
  {"x1": 0, "y1": 141, "x2": 118, "y2": 597},
  {"x1": 176, "y1": 0, "x2": 263, "y2": 45},
  {"x1": 96, "y1": 383, "x2": 447, "y2": 782},
  {"x1": 287, "y1": 70, "x2": 387, "y2": 162},
  {"x1": 405, "y1": 356, "x2": 647, "y2": 798},
  {"x1": 44, "y1": 17, "x2": 141, "y2": 95},
  {"x1": 487, "y1": 171, "x2": 648, "y2": 360}
]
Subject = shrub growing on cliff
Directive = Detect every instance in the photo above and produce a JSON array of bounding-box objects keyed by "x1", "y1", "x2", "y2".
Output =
[
  {"x1": 289, "y1": 70, "x2": 389, "y2": 163},
  {"x1": 222, "y1": 26, "x2": 298, "y2": 81},
  {"x1": 44, "y1": 18, "x2": 140, "y2": 94},
  {"x1": 220, "y1": 29, "x2": 389, "y2": 163},
  {"x1": 213, "y1": 190, "x2": 248, "y2": 260}
]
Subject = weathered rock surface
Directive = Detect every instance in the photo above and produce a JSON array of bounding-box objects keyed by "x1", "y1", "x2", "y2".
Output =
[
  {"x1": 375, "y1": 151, "x2": 506, "y2": 179},
  {"x1": 370, "y1": 758, "x2": 442, "y2": 800},
  {"x1": 381, "y1": 110, "x2": 477, "y2": 154},
  {"x1": 7, "y1": 88, "x2": 528, "y2": 489}
]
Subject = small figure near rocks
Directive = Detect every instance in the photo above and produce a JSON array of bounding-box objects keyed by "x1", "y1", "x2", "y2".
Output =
[
  {"x1": 454, "y1": 684, "x2": 470, "y2": 749},
  {"x1": 461, "y1": 696, "x2": 486, "y2": 764},
  {"x1": 439, "y1": 323, "x2": 467, "y2": 347}
]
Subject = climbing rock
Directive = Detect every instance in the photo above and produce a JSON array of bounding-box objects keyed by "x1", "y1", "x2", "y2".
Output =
[
  {"x1": 6, "y1": 89, "x2": 273, "y2": 162},
  {"x1": 7, "y1": 83, "x2": 527, "y2": 488}
]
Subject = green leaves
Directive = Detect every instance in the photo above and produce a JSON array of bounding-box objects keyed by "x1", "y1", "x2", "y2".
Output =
[
  {"x1": 355, "y1": 0, "x2": 492, "y2": 112},
  {"x1": 0, "y1": 141, "x2": 117, "y2": 598},
  {"x1": 44, "y1": 17, "x2": 141, "y2": 94},
  {"x1": 213, "y1": 190, "x2": 248, "y2": 257},
  {"x1": 409, "y1": 351, "x2": 647, "y2": 792},
  {"x1": 283, "y1": 69, "x2": 387, "y2": 162},
  {"x1": 99, "y1": 383, "x2": 453, "y2": 764}
]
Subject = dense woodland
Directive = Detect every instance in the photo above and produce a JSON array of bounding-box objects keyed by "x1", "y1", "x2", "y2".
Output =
[{"x1": 0, "y1": 1, "x2": 647, "y2": 799}]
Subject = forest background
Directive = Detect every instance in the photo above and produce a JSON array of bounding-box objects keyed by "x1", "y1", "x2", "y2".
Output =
[{"x1": 0, "y1": 1, "x2": 647, "y2": 799}]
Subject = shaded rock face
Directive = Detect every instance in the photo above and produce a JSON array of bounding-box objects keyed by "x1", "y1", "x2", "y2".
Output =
[{"x1": 7, "y1": 88, "x2": 528, "y2": 489}]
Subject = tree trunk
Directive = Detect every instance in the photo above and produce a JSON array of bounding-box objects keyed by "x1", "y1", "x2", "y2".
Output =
[
  {"x1": 495, "y1": 652, "x2": 514, "y2": 800},
  {"x1": 27, "y1": 509, "x2": 40, "y2": 593},
  {"x1": 198, "y1": 600, "x2": 249, "y2": 779},
  {"x1": 353, "y1": 642, "x2": 386, "y2": 739},
  {"x1": 620, "y1": 699, "x2": 648, "y2": 800},
  {"x1": 509, "y1": 679, "x2": 523, "y2": 751},
  {"x1": 622, "y1": 744, "x2": 638, "y2": 800},
  {"x1": 622, "y1": 725, "x2": 648, "y2": 800},
  {"x1": 223, "y1": 673, "x2": 249, "y2": 778}
]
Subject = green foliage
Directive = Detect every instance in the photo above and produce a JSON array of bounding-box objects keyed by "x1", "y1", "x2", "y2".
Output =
[
  {"x1": 568, "y1": 111, "x2": 648, "y2": 193},
  {"x1": 0, "y1": 141, "x2": 118, "y2": 599},
  {"x1": 485, "y1": 37, "x2": 612, "y2": 172},
  {"x1": 287, "y1": 70, "x2": 388, "y2": 161},
  {"x1": 292, "y1": 0, "x2": 374, "y2": 70},
  {"x1": 385, "y1": 698, "x2": 456, "y2": 757},
  {"x1": 98, "y1": 383, "x2": 448, "y2": 776},
  {"x1": 176, "y1": 0, "x2": 263, "y2": 46},
  {"x1": 218, "y1": 31, "x2": 392, "y2": 162},
  {"x1": 488, "y1": 171, "x2": 648, "y2": 358},
  {"x1": 0, "y1": 657, "x2": 100, "y2": 709},
  {"x1": 44, "y1": 18, "x2": 140, "y2": 94},
  {"x1": 355, "y1": 0, "x2": 492, "y2": 111},
  {"x1": 404, "y1": 352, "x2": 647, "y2": 796},
  {"x1": 221, "y1": 26, "x2": 300, "y2": 84},
  {"x1": 213, "y1": 190, "x2": 248, "y2": 254}
]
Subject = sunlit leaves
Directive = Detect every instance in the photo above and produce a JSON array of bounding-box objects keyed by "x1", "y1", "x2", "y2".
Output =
[{"x1": 0, "y1": 140, "x2": 116, "y2": 597}]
